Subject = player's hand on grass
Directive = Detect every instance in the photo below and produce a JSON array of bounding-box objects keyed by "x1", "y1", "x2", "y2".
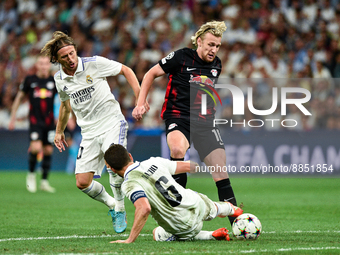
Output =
[
  {"x1": 110, "y1": 239, "x2": 132, "y2": 244},
  {"x1": 54, "y1": 132, "x2": 68, "y2": 152}
]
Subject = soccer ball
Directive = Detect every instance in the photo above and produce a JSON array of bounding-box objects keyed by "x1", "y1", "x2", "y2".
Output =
[{"x1": 232, "y1": 213, "x2": 262, "y2": 240}]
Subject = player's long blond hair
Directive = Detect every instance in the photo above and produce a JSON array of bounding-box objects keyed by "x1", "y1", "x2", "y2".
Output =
[
  {"x1": 41, "y1": 31, "x2": 77, "y2": 64},
  {"x1": 191, "y1": 21, "x2": 227, "y2": 47}
]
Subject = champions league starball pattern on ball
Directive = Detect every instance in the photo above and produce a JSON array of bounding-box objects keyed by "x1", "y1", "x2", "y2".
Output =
[{"x1": 232, "y1": 213, "x2": 262, "y2": 240}]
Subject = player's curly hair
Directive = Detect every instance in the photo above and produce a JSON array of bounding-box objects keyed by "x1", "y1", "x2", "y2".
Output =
[
  {"x1": 40, "y1": 31, "x2": 77, "y2": 64},
  {"x1": 191, "y1": 21, "x2": 227, "y2": 47}
]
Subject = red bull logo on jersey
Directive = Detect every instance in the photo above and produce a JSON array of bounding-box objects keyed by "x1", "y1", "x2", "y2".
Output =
[
  {"x1": 189, "y1": 74, "x2": 215, "y2": 87},
  {"x1": 189, "y1": 74, "x2": 222, "y2": 110},
  {"x1": 33, "y1": 88, "x2": 53, "y2": 99}
]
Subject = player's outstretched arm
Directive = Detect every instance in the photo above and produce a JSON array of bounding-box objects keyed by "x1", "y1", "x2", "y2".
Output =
[
  {"x1": 175, "y1": 161, "x2": 199, "y2": 174},
  {"x1": 54, "y1": 100, "x2": 71, "y2": 152},
  {"x1": 8, "y1": 91, "x2": 26, "y2": 130},
  {"x1": 119, "y1": 65, "x2": 146, "y2": 107},
  {"x1": 132, "y1": 64, "x2": 165, "y2": 121},
  {"x1": 110, "y1": 197, "x2": 151, "y2": 244}
]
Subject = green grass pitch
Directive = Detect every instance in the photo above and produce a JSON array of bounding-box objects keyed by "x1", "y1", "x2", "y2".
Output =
[{"x1": 0, "y1": 172, "x2": 339, "y2": 254}]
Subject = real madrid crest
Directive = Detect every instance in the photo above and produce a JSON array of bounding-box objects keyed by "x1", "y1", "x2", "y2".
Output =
[{"x1": 86, "y1": 75, "x2": 93, "y2": 84}]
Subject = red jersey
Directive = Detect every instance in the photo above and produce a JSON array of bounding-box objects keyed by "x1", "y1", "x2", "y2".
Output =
[{"x1": 158, "y1": 47, "x2": 222, "y2": 122}]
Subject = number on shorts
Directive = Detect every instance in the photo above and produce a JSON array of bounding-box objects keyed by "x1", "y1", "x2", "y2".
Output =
[
  {"x1": 212, "y1": 128, "x2": 223, "y2": 145},
  {"x1": 77, "y1": 146, "x2": 84, "y2": 159},
  {"x1": 155, "y1": 176, "x2": 182, "y2": 207}
]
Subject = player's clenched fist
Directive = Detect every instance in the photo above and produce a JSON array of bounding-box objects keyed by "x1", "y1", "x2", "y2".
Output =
[{"x1": 132, "y1": 105, "x2": 146, "y2": 121}]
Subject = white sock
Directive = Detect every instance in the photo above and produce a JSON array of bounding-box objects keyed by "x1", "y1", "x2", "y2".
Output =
[
  {"x1": 81, "y1": 180, "x2": 115, "y2": 210},
  {"x1": 214, "y1": 202, "x2": 233, "y2": 217},
  {"x1": 109, "y1": 172, "x2": 125, "y2": 212},
  {"x1": 193, "y1": 231, "x2": 214, "y2": 240}
]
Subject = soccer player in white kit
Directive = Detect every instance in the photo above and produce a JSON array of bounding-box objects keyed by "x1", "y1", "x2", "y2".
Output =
[
  {"x1": 41, "y1": 31, "x2": 148, "y2": 233},
  {"x1": 104, "y1": 144, "x2": 243, "y2": 243}
]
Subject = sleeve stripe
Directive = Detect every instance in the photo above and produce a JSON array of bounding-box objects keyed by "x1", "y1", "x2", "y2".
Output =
[
  {"x1": 54, "y1": 71, "x2": 60, "y2": 79},
  {"x1": 82, "y1": 56, "x2": 97, "y2": 63}
]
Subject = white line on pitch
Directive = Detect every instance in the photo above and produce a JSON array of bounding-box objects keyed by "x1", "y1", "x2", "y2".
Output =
[
  {"x1": 229, "y1": 247, "x2": 340, "y2": 254},
  {"x1": 0, "y1": 230, "x2": 339, "y2": 243},
  {"x1": 0, "y1": 234, "x2": 152, "y2": 242},
  {"x1": 14, "y1": 247, "x2": 339, "y2": 254},
  {"x1": 263, "y1": 230, "x2": 340, "y2": 234}
]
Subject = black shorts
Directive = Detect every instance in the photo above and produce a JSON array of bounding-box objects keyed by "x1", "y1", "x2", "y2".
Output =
[
  {"x1": 29, "y1": 125, "x2": 55, "y2": 145},
  {"x1": 165, "y1": 118, "x2": 225, "y2": 161}
]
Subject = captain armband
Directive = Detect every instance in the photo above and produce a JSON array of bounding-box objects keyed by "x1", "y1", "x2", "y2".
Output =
[{"x1": 130, "y1": 190, "x2": 147, "y2": 204}]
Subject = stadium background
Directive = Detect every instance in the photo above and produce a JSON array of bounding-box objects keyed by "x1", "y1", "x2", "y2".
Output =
[{"x1": 0, "y1": 0, "x2": 340, "y2": 174}]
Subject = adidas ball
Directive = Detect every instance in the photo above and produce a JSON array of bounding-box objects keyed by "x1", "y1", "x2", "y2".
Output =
[{"x1": 232, "y1": 213, "x2": 262, "y2": 240}]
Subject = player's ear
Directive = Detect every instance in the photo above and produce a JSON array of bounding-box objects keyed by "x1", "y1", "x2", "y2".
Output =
[
  {"x1": 129, "y1": 153, "x2": 133, "y2": 162},
  {"x1": 197, "y1": 37, "x2": 202, "y2": 47},
  {"x1": 52, "y1": 55, "x2": 58, "y2": 63}
]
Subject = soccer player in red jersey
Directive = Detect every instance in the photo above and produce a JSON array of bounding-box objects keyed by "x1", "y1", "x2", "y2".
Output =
[
  {"x1": 133, "y1": 21, "x2": 239, "y2": 226},
  {"x1": 9, "y1": 55, "x2": 57, "y2": 193}
]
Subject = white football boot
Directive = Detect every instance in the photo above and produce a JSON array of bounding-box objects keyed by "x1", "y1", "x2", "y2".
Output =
[
  {"x1": 26, "y1": 172, "x2": 37, "y2": 193},
  {"x1": 40, "y1": 179, "x2": 56, "y2": 193}
]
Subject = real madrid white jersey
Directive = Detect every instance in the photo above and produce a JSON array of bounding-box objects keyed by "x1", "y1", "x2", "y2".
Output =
[
  {"x1": 122, "y1": 157, "x2": 204, "y2": 235},
  {"x1": 54, "y1": 56, "x2": 125, "y2": 139}
]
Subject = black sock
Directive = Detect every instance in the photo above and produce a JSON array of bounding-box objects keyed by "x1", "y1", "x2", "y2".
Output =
[
  {"x1": 28, "y1": 152, "x2": 37, "y2": 173},
  {"x1": 170, "y1": 157, "x2": 187, "y2": 188},
  {"x1": 216, "y1": 178, "x2": 237, "y2": 225},
  {"x1": 42, "y1": 155, "x2": 52, "y2": 180}
]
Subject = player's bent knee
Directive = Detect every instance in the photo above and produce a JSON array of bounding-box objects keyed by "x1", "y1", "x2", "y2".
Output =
[
  {"x1": 76, "y1": 181, "x2": 87, "y2": 190},
  {"x1": 170, "y1": 147, "x2": 186, "y2": 158},
  {"x1": 30, "y1": 141, "x2": 43, "y2": 153},
  {"x1": 76, "y1": 177, "x2": 92, "y2": 190},
  {"x1": 30, "y1": 146, "x2": 41, "y2": 155},
  {"x1": 153, "y1": 226, "x2": 177, "y2": 241},
  {"x1": 211, "y1": 171, "x2": 229, "y2": 181}
]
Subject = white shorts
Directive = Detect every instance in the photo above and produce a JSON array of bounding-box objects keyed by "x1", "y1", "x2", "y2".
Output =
[
  {"x1": 154, "y1": 193, "x2": 217, "y2": 241},
  {"x1": 75, "y1": 120, "x2": 128, "y2": 177},
  {"x1": 197, "y1": 193, "x2": 218, "y2": 221},
  {"x1": 154, "y1": 226, "x2": 179, "y2": 241}
]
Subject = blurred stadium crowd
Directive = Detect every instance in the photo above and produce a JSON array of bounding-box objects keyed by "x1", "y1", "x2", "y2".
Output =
[{"x1": 1, "y1": 0, "x2": 340, "y2": 131}]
